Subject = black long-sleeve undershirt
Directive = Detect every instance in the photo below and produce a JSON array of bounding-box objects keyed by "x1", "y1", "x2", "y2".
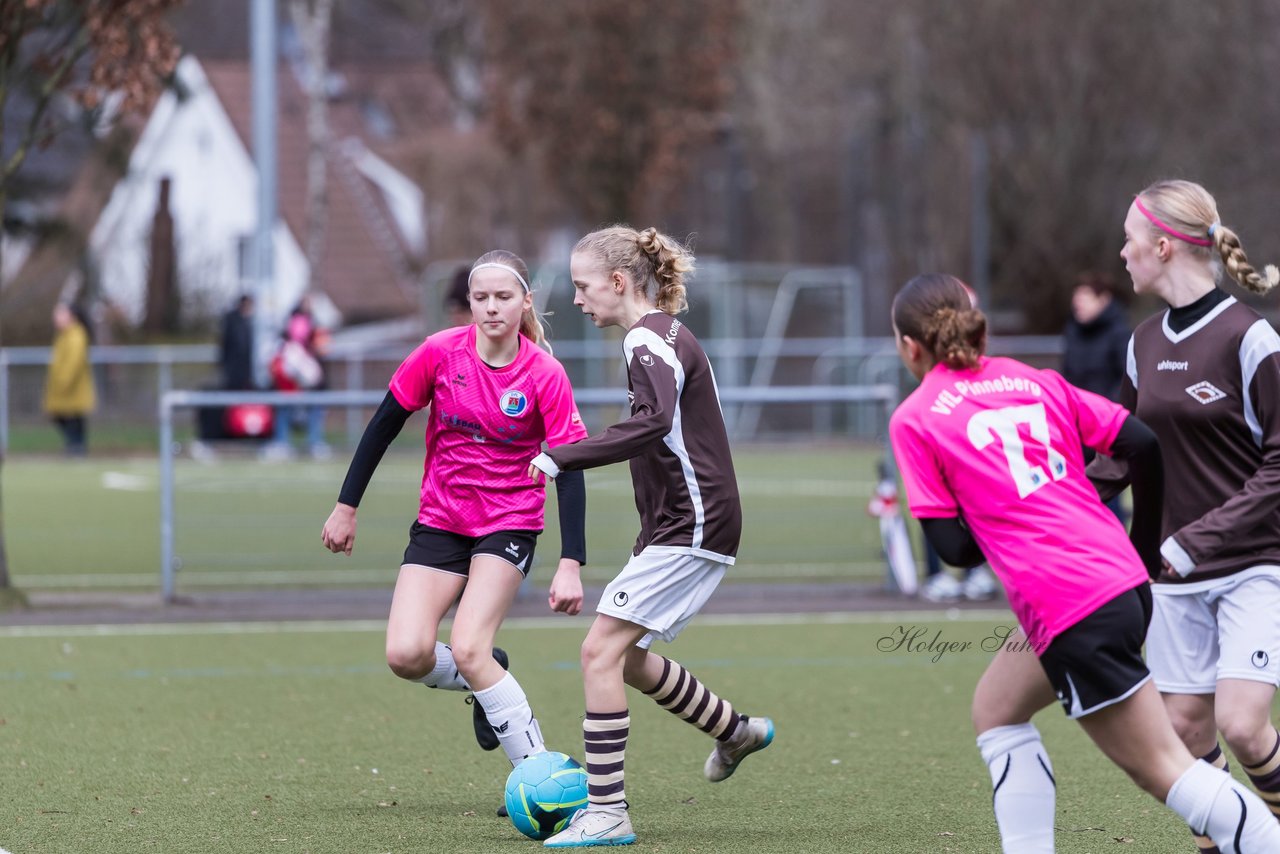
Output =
[
  {"x1": 338, "y1": 392, "x2": 411, "y2": 508},
  {"x1": 336, "y1": 391, "x2": 587, "y2": 564},
  {"x1": 552, "y1": 469, "x2": 586, "y2": 565},
  {"x1": 920, "y1": 414, "x2": 1164, "y2": 579}
]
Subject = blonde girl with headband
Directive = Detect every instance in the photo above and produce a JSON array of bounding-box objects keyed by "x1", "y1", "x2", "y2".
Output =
[
  {"x1": 889, "y1": 272, "x2": 1280, "y2": 853},
  {"x1": 528, "y1": 226, "x2": 773, "y2": 848},
  {"x1": 321, "y1": 250, "x2": 588, "y2": 815},
  {"x1": 1094, "y1": 179, "x2": 1280, "y2": 852}
]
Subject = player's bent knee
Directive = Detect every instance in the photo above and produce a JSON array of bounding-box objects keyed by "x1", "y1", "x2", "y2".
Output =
[
  {"x1": 1217, "y1": 712, "x2": 1273, "y2": 762},
  {"x1": 1165, "y1": 707, "x2": 1215, "y2": 753},
  {"x1": 386, "y1": 642, "x2": 433, "y2": 681},
  {"x1": 579, "y1": 637, "x2": 620, "y2": 677},
  {"x1": 448, "y1": 639, "x2": 489, "y2": 680}
]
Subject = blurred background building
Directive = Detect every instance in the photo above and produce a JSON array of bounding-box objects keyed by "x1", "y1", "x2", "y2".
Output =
[{"x1": 5, "y1": 1, "x2": 1280, "y2": 350}]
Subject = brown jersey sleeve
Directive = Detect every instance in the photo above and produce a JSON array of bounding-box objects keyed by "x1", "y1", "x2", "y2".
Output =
[{"x1": 548, "y1": 341, "x2": 677, "y2": 472}]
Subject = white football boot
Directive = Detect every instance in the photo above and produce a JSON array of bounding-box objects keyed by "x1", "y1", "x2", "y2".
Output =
[
  {"x1": 705, "y1": 716, "x2": 775, "y2": 783},
  {"x1": 543, "y1": 805, "x2": 635, "y2": 848}
]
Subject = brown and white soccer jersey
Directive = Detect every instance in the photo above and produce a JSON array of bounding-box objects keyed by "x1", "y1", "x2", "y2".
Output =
[
  {"x1": 1121, "y1": 294, "x2": 1280, "y2": 583},
  {"x1": 548, "y1": 311, "x2": 742, "y2": 563}
]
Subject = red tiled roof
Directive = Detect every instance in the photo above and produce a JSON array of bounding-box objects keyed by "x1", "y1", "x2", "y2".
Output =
[{"x1": 202, "y1": 59, "x2": 448, "y2": 324}]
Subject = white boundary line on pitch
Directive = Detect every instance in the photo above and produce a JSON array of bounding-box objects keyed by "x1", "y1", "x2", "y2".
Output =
[
  {"x1": 12, "y1": 563, "x2": 889, "y2": 588},
  {"x1": 0, "y1": 608, "x2": 1014, "y2": 639}
]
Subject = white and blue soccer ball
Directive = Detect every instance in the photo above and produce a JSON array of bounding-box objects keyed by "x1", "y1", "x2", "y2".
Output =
[{"x1": 504, "y1": 751, "x2": 589, "y2": 840}]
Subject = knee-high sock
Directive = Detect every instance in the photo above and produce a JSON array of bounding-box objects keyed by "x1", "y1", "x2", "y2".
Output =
[
  {"x1": 1193, "y1": 745, "x2": 1230, "y2": 854},
  {"x1": 472, "y1": 672, "x2": 544, "y2": 767},
  {"x1": 1241, "y1": 730, "x2": 1280, "y2": 823},
  {"x1": 584, "y1": 710, "x2": 629, "y2": 808},
  {"x1": 642, "y1": 656, "x2": 741, "y2": 741},
  {"x1": 1167, "y1": 759, "x2": 1280, "y2": 854},
  {"x1": 418, "y1": 642, "x2": 470, "y2": 691},
  {"x1": 977, "y1": 723, "x2": 1055, "y2": 854}
]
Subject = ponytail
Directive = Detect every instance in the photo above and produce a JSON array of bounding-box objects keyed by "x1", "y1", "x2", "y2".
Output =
[
  {"x1": 636, "y1": 227, "x2": 693, "y2": 315},
  {"x1": 1211, "y1": 224, "x2": 1280, "y2": 296},
  {"x1": 1139, "y1": 179, "x2": 1280, "y2": 296},
  {"x1": 574, "y1": 225, "x2": 695, "y2": 315},
  {"x1": 519, "y1": 306, "x2": 550, "y2": 352},
  {"x1": 891, "y1": 273, "x2": 987, "y2": 370}
]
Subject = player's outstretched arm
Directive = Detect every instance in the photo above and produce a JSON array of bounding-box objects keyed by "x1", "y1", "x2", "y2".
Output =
[
  {"x1": 323, "y1": 391, "x2": 414, "y2": 556},
  {"x1": 1108, "y1": 414, "x2": 1163, "y2": 578},
  {"x1": 322, "y1": 502, "x2": 357, "y2": 556},
  {"x1": 548, "y1": 559, "x2": 583, "y2": 615}
]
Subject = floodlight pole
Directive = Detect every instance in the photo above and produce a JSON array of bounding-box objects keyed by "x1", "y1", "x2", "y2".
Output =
[{"x1": 251, "y1": 0, "x2": 278, "y2": 386}]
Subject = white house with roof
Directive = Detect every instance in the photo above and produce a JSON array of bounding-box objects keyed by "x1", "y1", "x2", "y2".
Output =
[
  {"x1": 88, "y1": 53, "x2": 427, "y2": 333},
  {"x1": 90, "y1": 55, "x2": 311, "y2": 328}
]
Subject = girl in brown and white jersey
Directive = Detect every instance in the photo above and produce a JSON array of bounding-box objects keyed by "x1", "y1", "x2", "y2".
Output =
[
  {"x1": 1102, "y1": 178, "x2": 1280, "y2": 851},
  {"x1": 528, "y1": 226, "x2": 772, "y2": 848}
]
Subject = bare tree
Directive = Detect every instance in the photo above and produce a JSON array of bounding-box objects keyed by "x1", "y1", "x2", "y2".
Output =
[
  {"x1": 0, "y1": 0, "x2": 180, "y2": 601},
  {"x1": 289, "y1": 0, "x2": 333, "y2": 291},
  {"x1": 483, "y1": 0, "x2": 741, "y2": 226},
  {"x1": 920, "y1": 0, "x2": 1280, "y2": 329}
]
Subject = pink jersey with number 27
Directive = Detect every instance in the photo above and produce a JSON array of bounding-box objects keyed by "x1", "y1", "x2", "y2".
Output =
[
  {"x1": 889, "y1": 356, "x2": 1146, "y2": 651},
  {"x1": 390, "y1": 325, "x2": 587, "y2": 536}
]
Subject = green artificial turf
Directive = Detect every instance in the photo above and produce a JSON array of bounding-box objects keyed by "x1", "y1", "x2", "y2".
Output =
[{"x1": 1, "y1": 616, "x2": 1201, "y2": 853}]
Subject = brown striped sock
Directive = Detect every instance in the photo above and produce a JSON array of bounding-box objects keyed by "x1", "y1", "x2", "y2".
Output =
[
  {"x1": 583, "y1": 710, "x2": 629, "y2": 809},
  {"x1": 642, "y1": 656, "x2": 742, "y2": 742},
  {"x1": 1243, "y1": 730, "x2": 1280, "y2": 823},
  {"x1": 1193, "y1": 744, "x2": 1230, "y2": 853}
]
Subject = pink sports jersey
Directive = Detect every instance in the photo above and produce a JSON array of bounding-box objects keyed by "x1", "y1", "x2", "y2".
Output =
[
  {"x1": 890, "y1": 356, "x2": 1146, "y2": 651},
  {"x1": 390, "y1": 325, "x2": 587, "y2": 536}
]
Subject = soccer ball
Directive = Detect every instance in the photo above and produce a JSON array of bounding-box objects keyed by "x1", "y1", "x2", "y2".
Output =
[{"x1": 504, "y1": 751, "x2": 589, "y2": 840}]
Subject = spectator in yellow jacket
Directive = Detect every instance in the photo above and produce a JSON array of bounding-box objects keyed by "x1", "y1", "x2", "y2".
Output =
[{"x1": 43, "y1": 303, "x2": 96, "y2": 456}]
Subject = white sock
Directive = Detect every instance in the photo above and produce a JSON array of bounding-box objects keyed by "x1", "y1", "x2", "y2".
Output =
[
  {"x1": 418, "y1": 642, "x2": 470, "y2": 691},
  {"x1": 977, "y1": 723, "x2": 1055, "y2": 854},
  {"x1": 1166, "y1": 759, "x2": 1280, "y2": 853},
  {"x1": 473, "y1": 672, "x2": 546, "y2": 767}
]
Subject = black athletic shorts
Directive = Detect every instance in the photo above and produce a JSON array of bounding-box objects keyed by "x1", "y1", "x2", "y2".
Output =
[
  {"x1": 402, "y1": 523, "x2": 539, "y2": 578},
  {"x1": 1039, "y1": 583, "x2": 1153, "y2": 719}
]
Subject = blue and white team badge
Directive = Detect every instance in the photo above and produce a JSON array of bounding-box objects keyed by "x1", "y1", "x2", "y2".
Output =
[{"x1": 499, "y1": 389, "x2": 529, "y2": 416}]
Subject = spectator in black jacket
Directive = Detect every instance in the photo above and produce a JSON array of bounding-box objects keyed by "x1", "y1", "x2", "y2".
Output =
[
  {"x1": 219, "y1": 294, "x2": 255, "y2": 390},
  {"x1": 1064, "y1": 271, "x2": 1131, "y2": 523},
  {"x1": 1063, "y1": 272, "x2": 1131, "y2": 402}
]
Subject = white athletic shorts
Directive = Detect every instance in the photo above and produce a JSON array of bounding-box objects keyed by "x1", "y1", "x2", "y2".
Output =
[
  {"x1": 595, "y1": 547, "x2": 729, "y2": 649},
  {"x1": 1147, "y1": 566, "x2": 1280, "y2": 693}
]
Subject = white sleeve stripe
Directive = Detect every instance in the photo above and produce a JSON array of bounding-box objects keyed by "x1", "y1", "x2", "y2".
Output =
[
  {"x1": 623, "y1": 325, "x2": 707, "y2": 550},
  {"x1": 1126, "y1": 335, "x2": 1137, "y2": 390},
  {"x1": 1161, "y1": 536, "x2": 1196, "y2": 577},
  {"x1": 1240, "y1": 319, "x2": 1280, "y2": 448},
  {"x1": 625, "y1": 327, "x2": 682, "y2": 386}
]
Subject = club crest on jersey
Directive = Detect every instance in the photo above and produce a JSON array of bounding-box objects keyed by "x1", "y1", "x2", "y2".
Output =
[
  {"x1": 1185, "y1": 381, "x2": 1226, "y2": 405},
  {"x1": 498, "y1": 389, "x2": 528, "y2": 416}
]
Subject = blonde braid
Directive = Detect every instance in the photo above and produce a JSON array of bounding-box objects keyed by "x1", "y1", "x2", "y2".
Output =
[
  {"x1": 636, "y1": 227, "x2": 694, "y2": 315},
  {"x1": 1212, "y1": 225, "x2": 1280, "y2": 296}
]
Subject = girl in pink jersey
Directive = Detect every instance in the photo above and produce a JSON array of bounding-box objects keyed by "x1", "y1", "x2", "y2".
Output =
[
  {"x1": 1105, "y1": 179, "x2": 1280, "y2": 853},
  {"x1": 321, "y1": 250, "x2": 589, "y2": 812},
  {"x1": 890, "y1": 273, "x2": 1280, "y2": 853},
  {"x1": 528, "y1": 226, "x2": 772, "y2": 848}
]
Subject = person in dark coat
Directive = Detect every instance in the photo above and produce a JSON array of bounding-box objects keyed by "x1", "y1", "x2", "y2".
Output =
[
  {"x1": 219, "y1": 294, "x2": 255, "y2": 390},
  {"x1": 1064, "y1": 271, "x2": 1132, "y2": 522},
  {"x1": 1063, "y1": 272, "x2": 1131, "y2": 402}
]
